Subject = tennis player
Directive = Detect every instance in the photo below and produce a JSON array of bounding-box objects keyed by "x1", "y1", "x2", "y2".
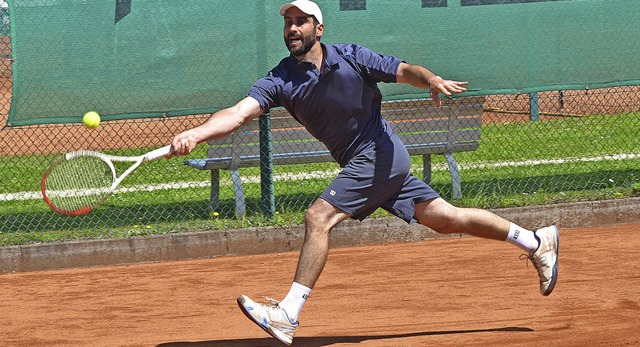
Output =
[{"x1": 170, "y1": 1, "x2": 559, "y2": 345}]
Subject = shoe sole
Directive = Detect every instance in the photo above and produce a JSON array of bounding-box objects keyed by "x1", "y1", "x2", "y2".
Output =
[
  {"x1": 542, "y1": 226, "x2": 560, "y2": 296},
  {"x1": 236, "y1": 296, "x2": 293, "y2": 346}
]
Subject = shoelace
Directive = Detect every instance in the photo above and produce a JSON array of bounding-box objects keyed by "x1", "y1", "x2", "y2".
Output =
[
  {"x1": 519, "y1": 252, "x2": 542, "y2": 270},
  {"x1": 263, "y1": 296, "x2": 281, "y2": 307},
  {"x1": 519, "y1": 253, "x2": 532, "y2": 269},
  {"x1": 520, "y1": 252, "x2": 548, "y2": 278},
  {"x1": 262, "y1": 296, "x2": 297, "y2": 326}
]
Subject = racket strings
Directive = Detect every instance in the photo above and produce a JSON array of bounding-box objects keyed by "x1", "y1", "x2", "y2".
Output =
[{"x1": 44, "y1": 156, "x2": 114, "y2": 212}]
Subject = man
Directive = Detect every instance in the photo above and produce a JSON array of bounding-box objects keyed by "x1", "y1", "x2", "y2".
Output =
[{"x1": 170, "y1": 1, "x2": 559, "y2": 345}]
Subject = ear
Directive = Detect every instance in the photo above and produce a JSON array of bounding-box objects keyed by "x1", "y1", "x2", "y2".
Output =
[{"x1": 316, "y1": 23, "x2": 324, "y2": 38}]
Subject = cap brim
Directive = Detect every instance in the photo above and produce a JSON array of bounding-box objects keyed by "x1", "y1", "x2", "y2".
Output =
[
  {"x1": 279, "y1": 1, "x2": 323, "y2": 24},
  {"x1": 279, "y1": 4, "x2": 296, "y2": 16}
]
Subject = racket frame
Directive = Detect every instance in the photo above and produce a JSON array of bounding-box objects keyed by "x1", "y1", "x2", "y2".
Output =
[{"x1": 41, "y1": 145, "x2": 172, "y2": 216}]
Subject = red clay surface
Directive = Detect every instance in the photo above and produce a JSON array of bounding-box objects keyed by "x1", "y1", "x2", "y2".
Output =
[{"x1": 1, "y1": 223, "x2": 639, "y2": 347}]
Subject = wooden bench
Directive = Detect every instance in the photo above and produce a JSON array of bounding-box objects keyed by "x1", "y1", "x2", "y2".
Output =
[{"x1": 185, "y1": 96, "x2": 484, "y2": 217}]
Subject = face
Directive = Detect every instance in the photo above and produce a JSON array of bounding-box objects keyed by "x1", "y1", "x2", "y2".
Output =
[{"x1": 283, "y1": 8, "x2": 321, "y2": 57}]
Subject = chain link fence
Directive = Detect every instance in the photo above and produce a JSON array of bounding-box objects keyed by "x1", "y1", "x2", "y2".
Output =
[{"x1": 1, "y1": 3, "x2": 639, "y2": 240}]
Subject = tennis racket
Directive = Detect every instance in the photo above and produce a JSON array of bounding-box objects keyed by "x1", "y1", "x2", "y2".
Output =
[{"x1": 41, "y1": 145, "x2": 172, "y2": 216}]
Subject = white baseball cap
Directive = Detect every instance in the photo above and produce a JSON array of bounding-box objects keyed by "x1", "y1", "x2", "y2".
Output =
[{"x1": 280, "y1": 0, "x2": 323, "y2": 24}]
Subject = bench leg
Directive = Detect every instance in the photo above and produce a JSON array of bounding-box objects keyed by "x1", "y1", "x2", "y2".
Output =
[
  {"x1": 230, "y1": 168, "x2": 246, "y2": 218},
  {"x1": 443, "y1": 152, "x2": 462, "y2": 199},
  {"x1": 209, "y1": 169, "x2": 220, "y2": 212},
  {"x1": 422, "y1": 154, "x2": 432, "y2": 184}
]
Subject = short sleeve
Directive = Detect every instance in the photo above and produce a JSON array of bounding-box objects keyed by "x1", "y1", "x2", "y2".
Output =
[
  {"x1": 353, "y1": 45, "x2": 403, "y2": 83},
  {"x1": 247, "y1": 73, "x2": 281, "y2": 111}
]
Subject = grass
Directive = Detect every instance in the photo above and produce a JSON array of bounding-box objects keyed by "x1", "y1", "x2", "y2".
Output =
[{"x1": 0, "y1": 112, "x2": 639, "y2": 246}]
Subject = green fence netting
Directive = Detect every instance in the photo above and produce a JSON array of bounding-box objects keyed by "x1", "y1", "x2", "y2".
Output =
[
  {"x1": 0, "y1": 0, "x2": 639, "y2": 241},
  {"x1": 6, "y1": 0, "x2": 640, "y2": 126}
]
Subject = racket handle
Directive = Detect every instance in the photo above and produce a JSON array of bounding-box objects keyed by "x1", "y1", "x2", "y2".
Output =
[{"x1": 144, "y1": 145, "x2": 173, "y2": 162}]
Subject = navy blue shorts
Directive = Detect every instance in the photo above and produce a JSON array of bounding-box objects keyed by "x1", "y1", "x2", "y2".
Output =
[{"x1": 320, "y1": 135, "x2": 440, "y2": 223}]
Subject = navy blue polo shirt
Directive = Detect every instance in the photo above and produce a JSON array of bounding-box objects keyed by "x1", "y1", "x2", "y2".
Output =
[{"x1": 248, "y1": 43, "x2": 403, "y2": 166}]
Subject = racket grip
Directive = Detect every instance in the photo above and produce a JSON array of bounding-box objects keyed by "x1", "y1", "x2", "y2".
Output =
[{"x1": 144, "y1": 145, "x2": 173, "y2": 162}]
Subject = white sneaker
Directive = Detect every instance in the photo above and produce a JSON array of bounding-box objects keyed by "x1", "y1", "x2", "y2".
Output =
[
  {"x1": 524, "y1": 225, "x2": 559, "y2": 296},
  {"x1": 237, "y1": 295, "x2": 298, "y2": 345}
]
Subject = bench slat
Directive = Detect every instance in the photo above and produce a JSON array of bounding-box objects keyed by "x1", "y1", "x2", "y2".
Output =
[
  {"x1": 381, "y1": 96, "x2": 485, "y2": 110},
  {"x1": 382, "y1": 103, "x2": 483, "y2": 120},
  {"x1": 207, "y1": 130, "x2": 258, "y2": 146},
  {"x1": 215, "y1": 115, "x2": 302, "y2": 134},
  {"x1": 270, "y1": 116, "x2": 307, "y2": 128},
  {"x1": 390, "y1": 116, "x2": 482, "y2": 134},
  {"x1": 270, "y1": 128, "x2": 316, "y2": 142},
  {"x1": 401, "y1": 129, "x2": 481, "y2": 149},
  {"x1": 192, "y1": 151, "x2": 336, "y2": 170}
]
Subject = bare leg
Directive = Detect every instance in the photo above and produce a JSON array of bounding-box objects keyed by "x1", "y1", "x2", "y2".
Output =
[
  {"x1": 236, "y1": 199, "x2": 351, "y2": 344},
  {"x1": 293, "y1": 198, "x2": 351, "y2": 288},
  {"x1": 415, "y1": 198, "x2": 559, "y2": 296},
  {"x1": 414, "y1": 197, "x2": 510, "y2": 240}
]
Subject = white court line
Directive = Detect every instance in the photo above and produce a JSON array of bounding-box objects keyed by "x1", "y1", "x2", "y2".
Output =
[
  {"x1": 459, "y1": 153, "x2": 640, "y2": 170},
  {"x1": 2, "y1": 153, "x2": 638, "y2": 202}
]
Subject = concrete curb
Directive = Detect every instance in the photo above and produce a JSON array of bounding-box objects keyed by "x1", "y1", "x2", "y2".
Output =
[{"x1": 2, "y1": 197, "x2": 639, "y2": 273}]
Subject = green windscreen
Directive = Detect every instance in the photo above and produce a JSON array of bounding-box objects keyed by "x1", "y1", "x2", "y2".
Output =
[{"x1": 7, "y1": 0, "x2": 640, "y2": 126}]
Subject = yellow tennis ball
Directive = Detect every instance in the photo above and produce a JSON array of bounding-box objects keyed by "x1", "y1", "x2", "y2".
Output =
[{"x1": 83, "y1": 111, "x2": 101, "y2": 129}]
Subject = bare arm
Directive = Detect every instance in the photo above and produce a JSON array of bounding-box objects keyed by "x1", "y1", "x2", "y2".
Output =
[
  {"x1": 396, "y1": 62, "x2": 468, "y2": 107},
  {"x1": 170, "y1": 96, "x2": 264, "y2": 156}
]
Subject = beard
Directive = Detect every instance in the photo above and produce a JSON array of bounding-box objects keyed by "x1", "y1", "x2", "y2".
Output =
[{"x1": 285, "y1": 28, "x2": 317, "y2": 57}]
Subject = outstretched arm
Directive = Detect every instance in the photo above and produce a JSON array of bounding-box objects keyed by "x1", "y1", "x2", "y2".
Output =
[
  {"x1": 396, "y1": 62, "x2": 468, "y2": 107},
  {"x1": 170, "y1": 96, "x2": 264, "y2": 157}
]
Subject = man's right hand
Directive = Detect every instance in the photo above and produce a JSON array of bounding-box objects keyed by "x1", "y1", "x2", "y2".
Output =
[{"x1": 168, "y1": 133, "x2": 196, "y2": 158}]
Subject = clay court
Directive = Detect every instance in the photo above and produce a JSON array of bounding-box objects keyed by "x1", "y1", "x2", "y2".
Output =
[{"x1": 1, "y1": 223, "x2": 638, "y2": 346}]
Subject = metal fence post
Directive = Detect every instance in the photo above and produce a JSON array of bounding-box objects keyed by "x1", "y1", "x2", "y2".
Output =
[
  {"x1": 259, "y1": 112, "x2": 275, "y2": 217},
  {"x1": 529, "y1": 92, "x2": 540, "y2": 121}
]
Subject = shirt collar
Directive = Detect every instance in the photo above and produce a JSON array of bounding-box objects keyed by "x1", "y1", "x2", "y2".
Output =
[
  {"x1": 322, "y1": 43, "x2": 343, "y2": 71},
  {"x1": 286, "y1": 43, "x2": 342, "y2": 73}
]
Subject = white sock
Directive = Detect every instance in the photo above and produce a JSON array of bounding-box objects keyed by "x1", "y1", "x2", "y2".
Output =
[
  {"x1": 279, "y1": 282, "x2": 311, "y2": 323},
  {"x1": 505, "y1": 222, "x2": 539, "y2": 254}
]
